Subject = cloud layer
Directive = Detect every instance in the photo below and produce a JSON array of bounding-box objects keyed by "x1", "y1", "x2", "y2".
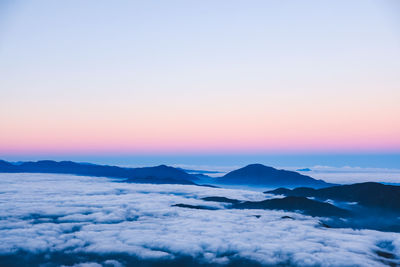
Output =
[
  {"x1": 295, "y1": 166, "x2": 400, "y2": 184},
  {"x1": 0, "y1": 173, "x2": 399, "y2": 266}
]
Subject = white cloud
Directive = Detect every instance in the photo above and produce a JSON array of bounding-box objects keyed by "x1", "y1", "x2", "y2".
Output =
[
  {"x1": 289, "y1": 166, "x2": 400, "y2": 184},
  {"x1": 0, "y1": 173, "x2": 399, "y2": 266}
]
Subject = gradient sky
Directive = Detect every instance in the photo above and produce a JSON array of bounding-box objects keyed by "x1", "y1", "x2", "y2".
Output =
[{"x1": 1, "y1": 0, "x2": 400, "y2": 155}]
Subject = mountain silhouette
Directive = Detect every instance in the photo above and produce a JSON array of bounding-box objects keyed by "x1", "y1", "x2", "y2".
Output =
[
  {"x1": 296, "y1": 168, "x2": 312, "y2": 172},
  {"x1": 266, "y1": 182, "x2": 400, "y2": 212},
  {"x1": 172, "y1": 204, "x2": 218, "y2": 210},
  {"x1": 0, "y1": 160, "x2": 196, "y2": 185},
  {"x1": 201, "y1": 196, "x2": 241, "y2": 204},
  {"x1": 174, "y1": 195, "x2": 350, "y2": 217},
  {"x1": 217, "y1": 164, "x2": 333, "y2": 188},
  {"x1": 233, "y1": 196, "x2": 350, "y2": 217}
]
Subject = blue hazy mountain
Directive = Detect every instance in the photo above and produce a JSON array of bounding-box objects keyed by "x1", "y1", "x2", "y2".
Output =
[
  {"x1": 0, "y1": 160, "x2": 335, "y2": 188},
  {"x1": 232, "y1": 196, "x2": 350, "y2": 217},
  {"x1": 199, "y1": 195, "x2": 349, "y2": 217},
  {"x1": 0, "y1": 160, "x2": 17, "y2": 171},
  {"x1": 296, "y1": 168, "x2": 312, "y2": 172},
  {"x1": 0, "y1": 160, "x2": 197, "y2": 185},
  {"x1": 176, "y1": 195, "x2": 350, "y2": 217},
  {"x1": 216, "y1": 164, "x2": 334, "y2": 188},
  {"x1": 266, "y1": 182, "x2": 400, "y2": 212}
]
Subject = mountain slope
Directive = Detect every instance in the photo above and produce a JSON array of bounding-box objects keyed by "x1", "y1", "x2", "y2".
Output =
[
  {"x1": 217, "y1": 164, "x2": 333, "y2": 188},
  {"x1": 0, "y1": 160, "x2": 17, "y2": 172},
  {"x1": 0, "y1": 160, "x2": 196, "y2": 185},
  {"x1": 266, "y1": 182, "x2": 400, "y2": 212},
  {"x1": 233, "y1": 196, "x2": 350, "y2": 217}
]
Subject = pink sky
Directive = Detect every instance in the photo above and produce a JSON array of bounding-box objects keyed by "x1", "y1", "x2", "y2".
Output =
[{"x1": 1, "y1": 1, "x2": 399, "y2": 155}]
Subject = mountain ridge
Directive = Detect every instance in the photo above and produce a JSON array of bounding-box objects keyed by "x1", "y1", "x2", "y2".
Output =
[
  {"x1": 0, "y1": 160, "x2": 334, "y2": 188},
  {"x1": 233, "y1": 196, "x2": 350, "y2": 217},
  {"x1": 216, "y1": 163, "x2": 334, "y2": 188},
  {"x1": 0, "y1": 160, "x2": 197, "y2": 185},
  {"x1": 266, "y1": 182, "x2": 400, "y2": 212}
]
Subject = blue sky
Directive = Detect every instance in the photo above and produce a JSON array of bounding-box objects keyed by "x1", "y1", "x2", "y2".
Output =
[{"x1": 1, "y1": 0, "x2": 399, "y2": 156}]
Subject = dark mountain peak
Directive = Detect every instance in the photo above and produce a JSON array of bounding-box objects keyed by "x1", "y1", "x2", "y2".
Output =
[
  {"x1": 129, "y1": 164, "x2": 194, "y2": 180},
  {"x1": 154, "y1": 164, "x2": 173, "y2": 169},
  {"x1": 232, "y1": 164, "x2": 276, "y2": 173},
  {"x1": 245, "y1": 163, "x2": 273, "y2": 168},
  {"x1": 218, "y1": 164, "x2": 333, "y2": 188}
]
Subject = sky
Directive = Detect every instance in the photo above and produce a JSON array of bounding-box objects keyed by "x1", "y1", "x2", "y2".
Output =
[{"x1": 0, "y1": 0, "x2": 400, "y2": 156}]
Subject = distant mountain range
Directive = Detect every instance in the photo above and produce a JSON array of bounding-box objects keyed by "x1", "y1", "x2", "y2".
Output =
[
  {"x1": 236, "y1": 196, "x2": 351, "y2": 217},
  {"x1": 2, "y1": 159, "x2": 400, "y2": 231},
  {"x1": 266, "y1": 182, "x2": 400, "y2": 212},
  {"x1": 0, "y1": 160, "x2": 333, "y2": 188},
  {"x1": 216, "y1": 164, "x2": 334, "y2": 188},
  {"x1": 199, "y1": 195, "x2": 350, "y2": 217},
  {"x1": 0, "y1": 160, "x2": 197, "y2": 185}
]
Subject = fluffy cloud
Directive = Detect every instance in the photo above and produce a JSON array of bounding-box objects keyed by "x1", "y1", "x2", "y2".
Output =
[
  {"x1": 0, "y1": 173, "x2": 399, "y2": 266},
  {"x1": 294, "y1": 166, "x2": 400, "y2": 184}
]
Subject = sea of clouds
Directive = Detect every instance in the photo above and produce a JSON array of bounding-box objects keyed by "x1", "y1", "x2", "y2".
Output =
[
  {"x1": 0, "y1": 173, "x2": 399, "y2": 266},
  {"x1": 294, "y1": 166, "x2": 400, "y2": 184}
]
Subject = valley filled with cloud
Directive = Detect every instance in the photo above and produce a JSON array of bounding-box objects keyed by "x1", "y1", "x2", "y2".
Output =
[{"x1": 0, "y1": 173, "x2": 399, "y2": 267}]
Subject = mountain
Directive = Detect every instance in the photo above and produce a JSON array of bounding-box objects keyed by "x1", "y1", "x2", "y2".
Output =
[
  {"x1": 0, "y1": 160, "x2": 17, "y2": 172},
  {"x1": 172, "y1": 204, "x2": 217, "y2": 210},
  {"x1": 202, "y1": 196, "x2": 240, "y2": 204},
  {"x1": 174, "y1": 195, "x2": 349, "y2": 217},
  {"x1": 296, "y1": 168, "x2": 312, "y2": 172},
  {"x1": 0, "y1": 160, "x2": 197, "y2": 185},
  {"x1": 233, "y1": 196, "x2": 350, "y2": 217},
  {"x1": 216, "y1": 164, "x2": 334, "y2": 188},
  {"x1": 266, "y1": 182, "x2": 400, "y2": 212}
]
